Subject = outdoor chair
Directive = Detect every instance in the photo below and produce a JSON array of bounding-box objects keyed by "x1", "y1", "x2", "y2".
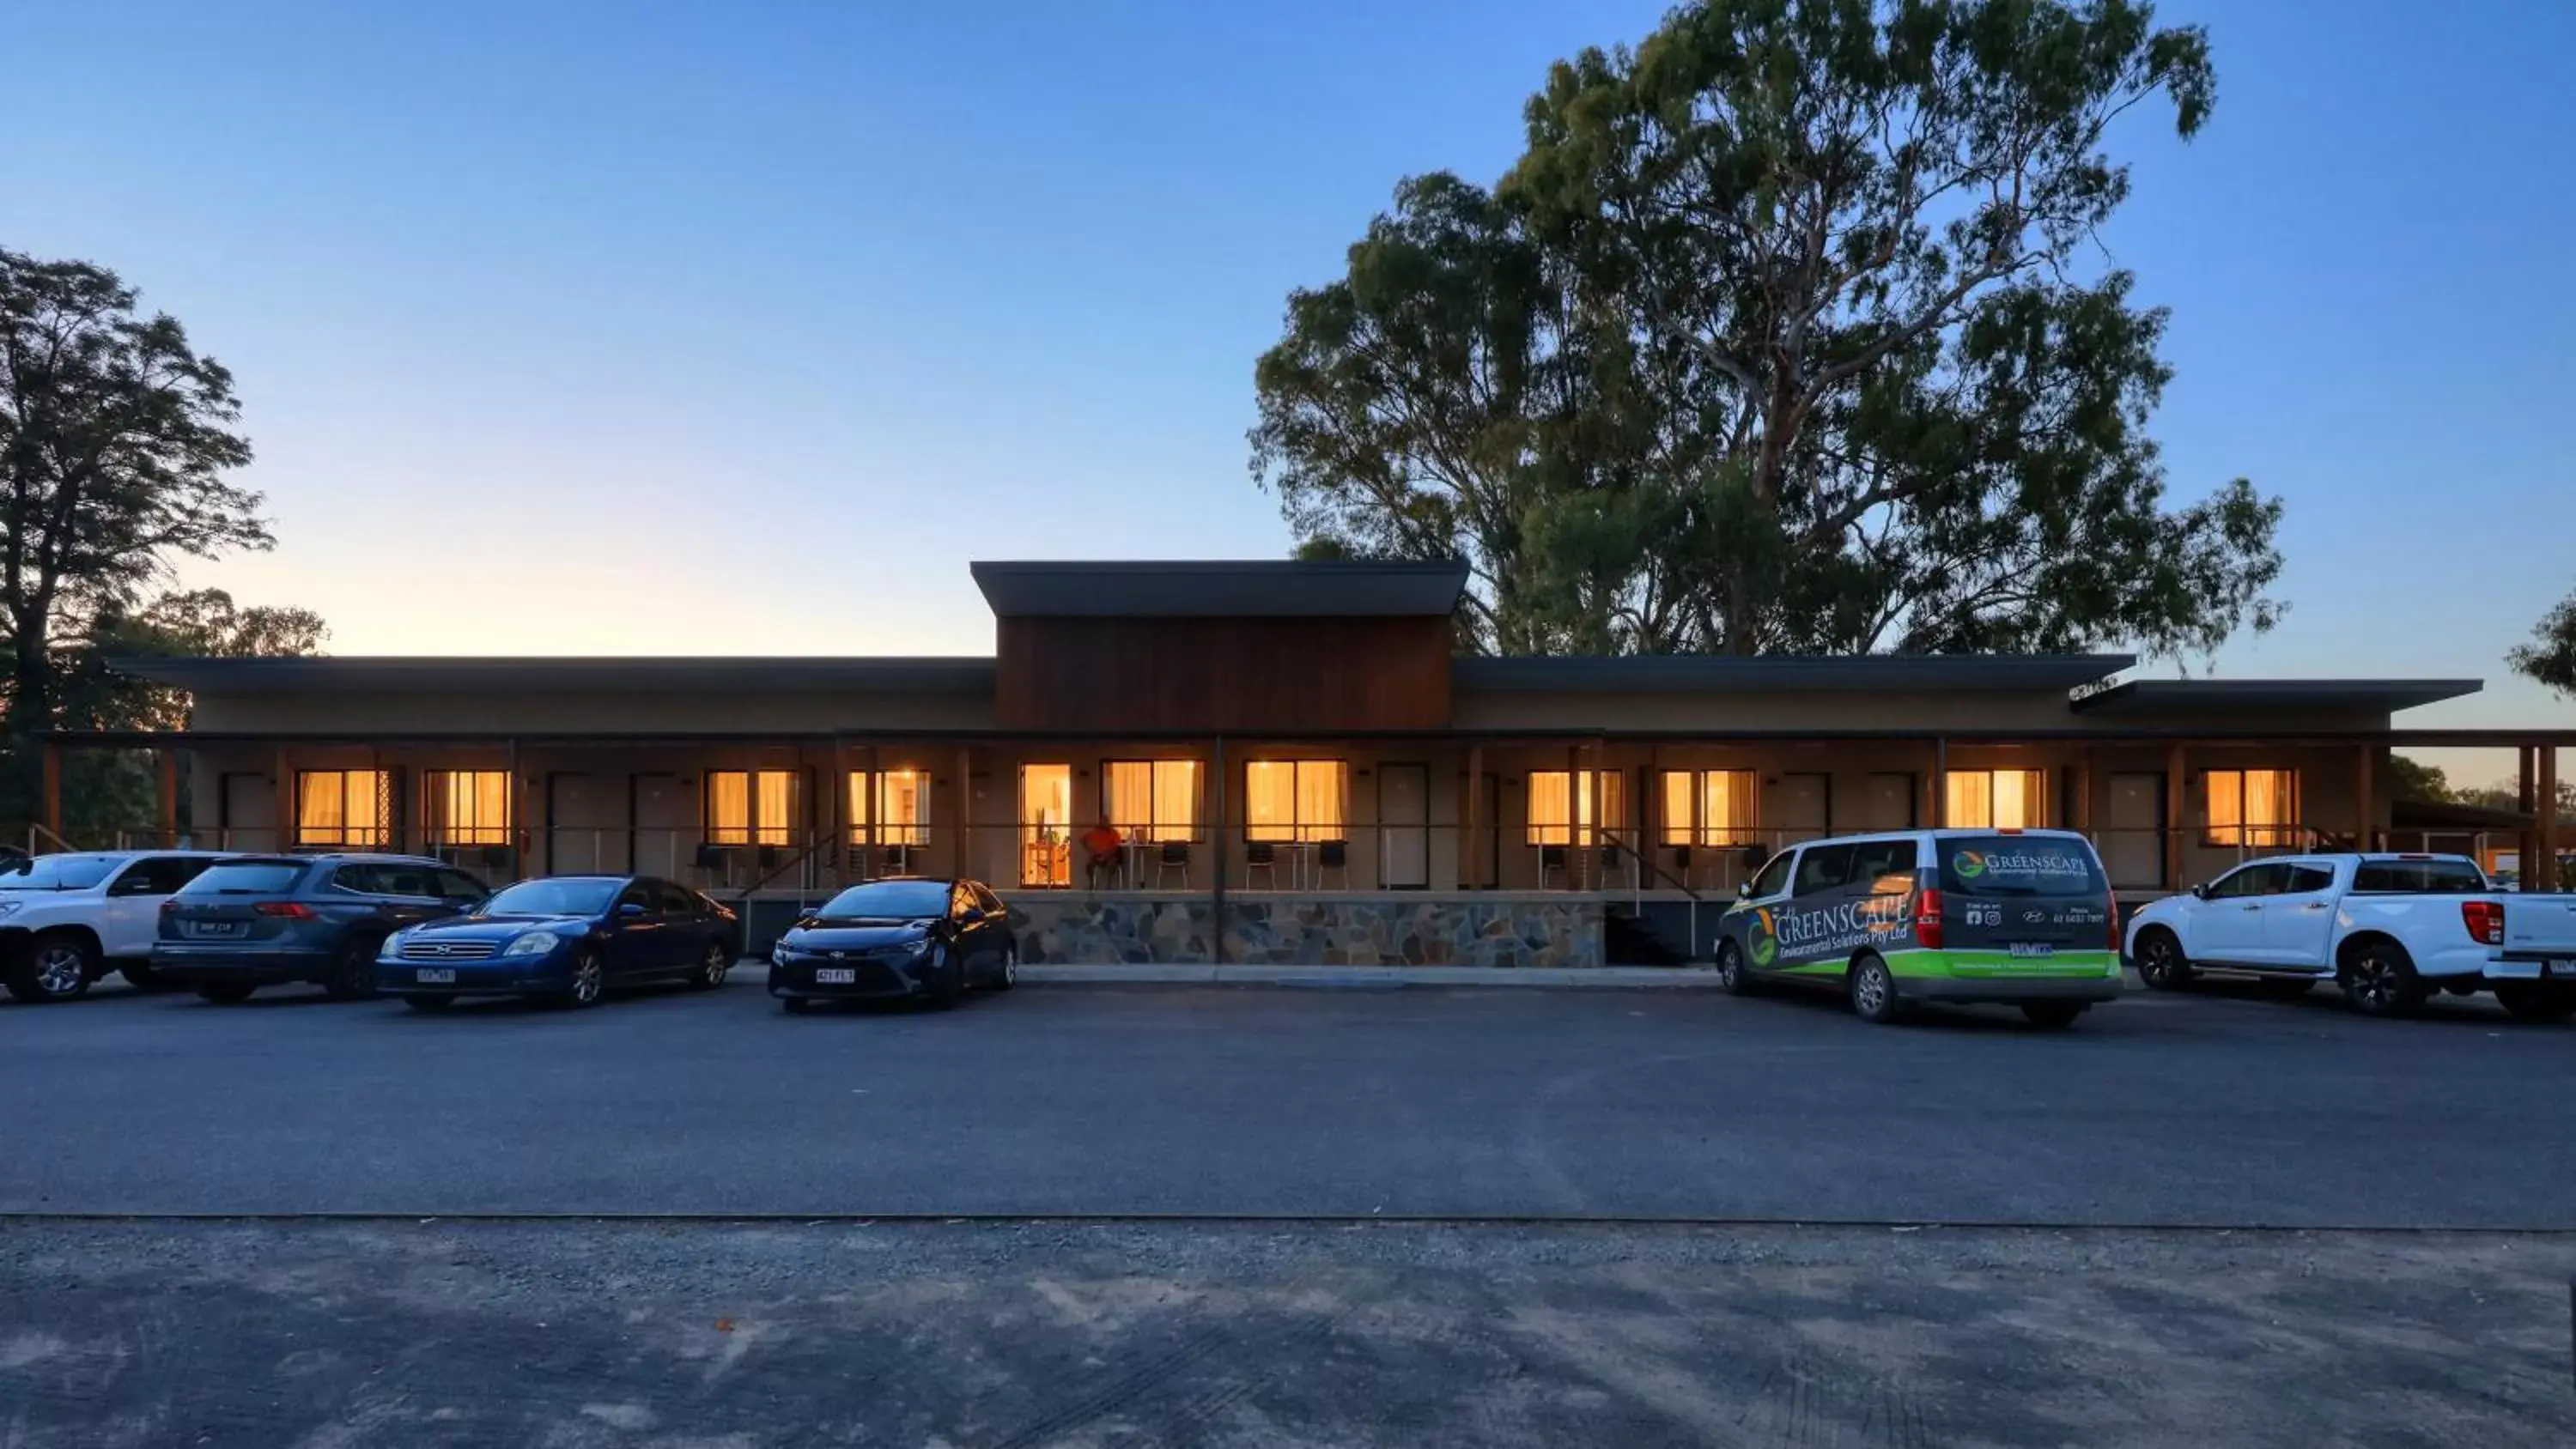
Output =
[
  {"x1": 1156, "y1": 840, "x2": 1191, "y2": 888},
  {"x1": 1245, "y1": 840, "x2": 1280, "y2": 888},
  {"x1": 1315, "y1": 839, "x2": 1350, "y2": 888}
]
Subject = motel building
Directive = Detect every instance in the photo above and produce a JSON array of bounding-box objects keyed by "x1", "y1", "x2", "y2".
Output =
[{"x1": 36, "y1": 560, "x2": 2576, "y2": 965}]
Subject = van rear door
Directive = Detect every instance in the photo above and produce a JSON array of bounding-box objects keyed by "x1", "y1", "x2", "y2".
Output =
[{"x1": 1935, "y1": 835, "x2": 2111, "y2": 961}]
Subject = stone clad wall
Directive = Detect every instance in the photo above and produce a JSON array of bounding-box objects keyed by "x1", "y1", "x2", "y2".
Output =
[{"x1": 1009, "y1": 895, "x2": 1604, "y2": 968}]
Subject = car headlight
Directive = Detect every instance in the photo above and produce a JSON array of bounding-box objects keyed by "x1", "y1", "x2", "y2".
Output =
[
  {"x1": 902, "y1": 937, "x2": 933, "y2": 959},
  {"x1": 503, "y1": 932, "x2": 562, "y2": 957},
  {"x1": 0, "y1": 900, "x2": 22, "y2": 919}
]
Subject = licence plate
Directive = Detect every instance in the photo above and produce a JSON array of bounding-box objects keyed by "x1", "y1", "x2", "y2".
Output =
[
  {"x1": 2549, "y1": 959, "x2": 2576, "y2": 978},
  {"x1": 192, "y1": 922, "x2": 243, "y2": 937},
  {"x1": 2008, "y1": 943, "x2": 2056, "y2": 960},
  {"x1": 815, "y1": 967, "x2": 857, "y2": 985},
  {"x1": 415, "y1": 968, "x2": 456, "y2": 984}
]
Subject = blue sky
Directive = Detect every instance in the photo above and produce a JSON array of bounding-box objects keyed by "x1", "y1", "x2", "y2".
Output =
[{"x1": 6, "y1": 1, "x2": 2570, "y2": 780}]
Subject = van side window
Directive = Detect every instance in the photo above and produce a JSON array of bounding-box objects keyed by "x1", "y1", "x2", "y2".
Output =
[
  {"x1": 1746, "y1": 852, "x2": 1795, "y2": 900},
  {"x1": 1794, "y1": 844, "x2": 1857, "y2": 897},
  {"x1": 1849, "y1": 840, "x2": 1920, "y2": 893}
]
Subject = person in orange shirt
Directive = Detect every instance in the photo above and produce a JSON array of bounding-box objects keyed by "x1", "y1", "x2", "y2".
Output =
[{"x1": 1079, "y1": 822, "x2": 1127, "y2": 888}]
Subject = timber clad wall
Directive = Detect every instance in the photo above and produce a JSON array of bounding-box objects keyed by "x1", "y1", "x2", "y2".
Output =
[{"x1": 994, "y1": 615, "x2": 1453, "y2": 733}]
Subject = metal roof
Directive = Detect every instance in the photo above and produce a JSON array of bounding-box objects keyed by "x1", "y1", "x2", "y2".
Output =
[
  {"x1": 1452, "y1": 653, "x2": 2133, "y2": 694},
  {"x1": 969, "y1": 560, "x2": 1470, "y2": 618},
  {"x1": 106, "y1": 657, "x2": 998, "y2": 694},
  {"x1": 2071, "y1": 679, "x2": 2483, "y2": 715}
]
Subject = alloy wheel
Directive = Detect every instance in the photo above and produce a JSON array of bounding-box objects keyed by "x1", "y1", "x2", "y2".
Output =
[
  {"x1": 33, "y1": 944, "x2": 88, "y2": 998},
  {"x1": 569, "y1": 955, "x2": 605, "y2": 1008},
  {"x1": 1853, "y1": 964, "x2": 1889, "y2": 1017},
  {"x1": 2348, "y1": 957, "x2": 2398, "y2": 1012},
  {"x1": 701, "y1": 942, "x2": 730, "y2": 988},
  {"x1": 2138, "y1": 936, "x2": 2184, "y2": 990},
  {"x1": 1002, "y1": 945, "x2": 1018, "y2": 987}
]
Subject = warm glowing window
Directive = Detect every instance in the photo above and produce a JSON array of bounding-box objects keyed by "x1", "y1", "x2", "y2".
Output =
[
  {"x1": 1658, "y1": 769, "x2": 1756, "y2": 846},
  {"x1": 1244, "y1": 761, "x2": 1347, "y2": 843},
  {"x1": 426, "y1": 770, "x2": 510, "y2": 846},
  {"x1": 297, "y1": 769, "x2": 391, "y2": 847},
  {"x1": 1527, "y1": 770, "x2": 1627, "y2": 846},
  {"x1": 707, "y1": 769, "x2": 802, "y2": 846},
  {"x1": 1103, "y1": 761, "x2": 1198, "y2": 842},
  {"x1": 2206, "y1": 769, "x2": 2300, "y2": 847},
  {"x1": 1020, "y1": 764, "x2": 1072, "y2": 887},
  {"x1": 847, "y1": 769, "x2": 930, "y2": 846},
  {"x1": 1946, "y1": 769, "x2": 2046, "y2": 829}
]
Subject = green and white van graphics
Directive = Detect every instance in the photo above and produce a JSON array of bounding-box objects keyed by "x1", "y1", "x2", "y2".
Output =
[{"x1": 1716, "y1": 829, "x2": 2122, "y2": 1022}]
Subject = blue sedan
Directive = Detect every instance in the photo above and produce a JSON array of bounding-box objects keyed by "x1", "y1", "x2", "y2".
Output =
[{"x1": 375, "y1": 875, "x2": 738, "y2": 1011}]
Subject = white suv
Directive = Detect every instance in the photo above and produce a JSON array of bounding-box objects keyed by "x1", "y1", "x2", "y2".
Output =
[{"x1": 0, "y1": 852, "x2": 232, "y2": 1002}]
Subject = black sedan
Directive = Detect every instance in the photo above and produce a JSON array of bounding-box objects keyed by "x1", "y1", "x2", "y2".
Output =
[
  {"x1": 768, "y1": 876, "x2": 1017, "y2": 1012},
  {"x1": 375, "y1": 875, "x2": 739, "y2": 1011}
]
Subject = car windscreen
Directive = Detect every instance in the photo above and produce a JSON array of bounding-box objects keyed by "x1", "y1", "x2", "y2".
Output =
[
  {"x1": 2353, "y1": 860, "x2": 2488, "y2": 894},
  {"x1": 178, "y1": 859, "x2": 310, "y2": 895},
  {"x1": 815, "y1": 881, "x2": 950, "y2": 921},
  {"x1": 0, "y1": 855, "x2": 118, "y2": 890},
  {"x1": 478, "y1": 878, "x2": 620, "y2": 917},
  {"x1": 1938, "y1": 836, "x2": 2105, "y2": 897}
]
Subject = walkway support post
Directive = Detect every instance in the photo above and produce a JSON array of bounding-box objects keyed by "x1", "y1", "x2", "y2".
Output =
[
  {"x1": 2163, "y1": 743, "x2": 2187, "y2": 889},
  {"x1": 2541, "y1": 745, "x2": 2562, "y2": 894}
]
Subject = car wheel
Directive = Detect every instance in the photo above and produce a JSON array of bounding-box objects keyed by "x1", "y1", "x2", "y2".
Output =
[
  {"x1": 690, "y1": 938, "x2": 731, "y2": 991},
  {"x1": 2133, "y1": 929, "x2": 2193, "y2": 991},
  {"x1": 992, "y1": 941, "x2": 1018, "y2": 991},
  {"x1": 5, "y1": 931, "x2": 100, "y2": 1003},
  {"x1": 1848, "y1": 953, "x2": 1902, "y2": 1025},
  {"x1": 1715, "y1": 940, "x2": 1758, "y2": 997},
  {"x1": 781, "y1": 997, "x2": 813, "y2": 1016},
  {"x1": 2494, "y1": 982, "x2": 2576, "y2": 1024},
  {"x1": 321, "y1": 937, "x2": 382, "y2": 1002},
  {"x1": 195, "y1": 983, "x2": 257, "y2": 1004},
  {"x1": 2020, "y1": 1002, "x2": 2086, "y2": 1028},
  {"x1": 404, "y1": 996, "x2": 454, "y2": 1013},
  {"x1": 562, "y1": 949, "x2": 606, "y2": 1009},
  {"x1": 2340, "y1": 941, "x2": 2425, "y2": 1018}
]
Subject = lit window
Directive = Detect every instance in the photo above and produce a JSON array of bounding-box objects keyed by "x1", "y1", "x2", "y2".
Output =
[
  {"x1": 847, "y1": 769, "x2": 931, "y2": 846},
  {"x1": 1245, "y1": 761, "x2": 1347, "y2": 843},
  {"x1": 1020, "y1": 764, "x2": 1071, "y2": 887},
  {"x1": 2207, "y1": 769, "x2": 2300, "y2": 847},
  {"x1": 1946, "y1": 769, "x2": 2046, "y2": 829},
  {"x1": 1527, "y1": 770, "x2": 1626, "y2": 846},
  {"x1": 1658, "y1": 769, "x2": 1757, "y2": 846},
  {"x1": 707, "y1": 770, "x2": 802, "y2": 846},
  {"x1": 1103, "y1": 761, "x2": 1198, "y2": 842},
  {"x1": 426, "y1": 770, "x2": 510, "y2": 846},
  {"x1": 298, "y1": 769, "x2": 392, "y2": 847}
]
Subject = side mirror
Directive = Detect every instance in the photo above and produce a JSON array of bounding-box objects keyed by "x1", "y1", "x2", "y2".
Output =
[
  {"x1": 2190, "y1": 884, "x2": 2209, "y2": 900},
  {"x1": 1735, "y1": 880, "x2": 1755, "y2": 900},
  {"x1": 618, "y1": 902, "x2": 647, "y2": 919}
]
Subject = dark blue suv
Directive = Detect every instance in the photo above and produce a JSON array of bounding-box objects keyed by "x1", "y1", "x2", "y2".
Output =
[{"x1": 155, "y1": 854, "x2": 489, "y2": 1003}]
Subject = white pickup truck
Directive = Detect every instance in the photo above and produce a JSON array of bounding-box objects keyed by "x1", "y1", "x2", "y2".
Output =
[
  {"x1": 2123, "y1": 853, "x2": 2576, "y2": 1021},
  {"x1": 0, "y1": 851, "x2": 231, "y2": 1002}
]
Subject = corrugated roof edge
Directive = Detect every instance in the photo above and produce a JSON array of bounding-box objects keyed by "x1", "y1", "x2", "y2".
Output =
[
  {"x1": 1451, "y1": 653, "x2": 2135, "y2": 694},
  {"x1": 106, "y1": 657, "x2": 999, "y2": 694}
]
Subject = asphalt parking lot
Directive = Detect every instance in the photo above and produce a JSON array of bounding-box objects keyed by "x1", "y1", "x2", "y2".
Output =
[
  {"x1": 3, "y1": 1219, "x2": 2571, "y2": 1448},
  {"x1": 3, "y1": 971, "x2": 2573, "y2": 1225}
]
